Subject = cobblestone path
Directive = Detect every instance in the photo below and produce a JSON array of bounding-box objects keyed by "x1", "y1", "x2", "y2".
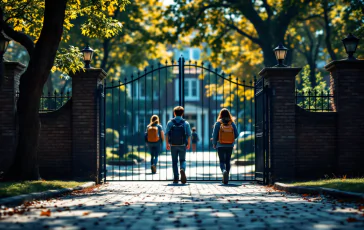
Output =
[{"x1": 1, "y1": 182, "x2": 364, "y2": 229}]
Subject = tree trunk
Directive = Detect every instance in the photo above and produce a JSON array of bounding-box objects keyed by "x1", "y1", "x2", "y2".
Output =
[
  {"x1": 323, "y1": 0, "x2": 337, "y2": 61},
  {"x1": 100, "y1": 39, "x2": 111, "y2": 70},
  {"x1": 261, "y1": 42, "x2": 278, "y2": 67},
  {"x1": 46, "y1": 74, "x2": 54, "y2": 93},
  {"x1": 308, "y1": 59, "x2": 317, "y2": 88},
  {"x1": 5, "y1": 0, "x2": 67, "y2": 180}
]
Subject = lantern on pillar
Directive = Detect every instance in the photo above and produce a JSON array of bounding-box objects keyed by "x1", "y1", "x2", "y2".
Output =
[
  {"x1": 273, "y1": 43, "x2": 288, "y2": 67},
  {"x1": 81, "y1": 45, "x2": 94, "y2": 68},
  {"x1": 342, "y1": 33, "x2": 359, "y2": 60}
]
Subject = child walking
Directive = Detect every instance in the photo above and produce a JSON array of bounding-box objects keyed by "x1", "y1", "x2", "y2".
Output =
[
  {"x1": 146, "y1": 115, "x2": 164, "y2": 174},
  {"x1": 191, "y1": 127, "x2": 200, "y2": 153},
  {"x1": 165, "y1": 106, "x2": 191, "y2": 184},
  {"x1": 212, "y1": 108, "x2": 238, "y2": 184}
]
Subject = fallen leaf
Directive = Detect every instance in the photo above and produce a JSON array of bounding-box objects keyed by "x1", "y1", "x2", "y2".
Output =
[
  {"x1": 347, "y1": 217, "x2": 358, "y2": 222},
  {"x1": 40, "y1": 209, "x2": 51, "y2": 217}
]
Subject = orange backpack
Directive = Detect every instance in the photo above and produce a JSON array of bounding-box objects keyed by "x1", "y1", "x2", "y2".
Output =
[
  {"x1": 218, "y1": 121, "x2": 235, "y2": 144},
  {"x1": 147, "y1": 126, "x2": 160, "y2": 142}
]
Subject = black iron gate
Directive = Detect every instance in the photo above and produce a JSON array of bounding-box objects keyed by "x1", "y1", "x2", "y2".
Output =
[
  {"x1": 254, "y1": 77, "x2": 271, "y2": 184},
  {"x1": 100, "y1": 56, "x2": 259, "y2": 181}
]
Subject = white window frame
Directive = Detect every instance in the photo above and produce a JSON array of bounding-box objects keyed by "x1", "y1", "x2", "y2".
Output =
[
  {"x1": 175, "y1": 78, "x2": 200, "y2": 101},
  {"x1": 127, "y1": 81, "x2": 158, "y2": 100}
]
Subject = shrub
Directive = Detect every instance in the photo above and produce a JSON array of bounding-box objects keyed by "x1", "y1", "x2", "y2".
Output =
[
  {"x1": 106, "y1": 128, "x2": 119, "y2": 147},
  {"x1": 238, "y1": 135, "x2": 254, "y2": 155}
]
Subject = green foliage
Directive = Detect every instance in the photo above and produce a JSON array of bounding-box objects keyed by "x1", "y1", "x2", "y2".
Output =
[
  {"x1": 297, "y1": 65, "x2": 331, "y2": 111},
  {"x1": 106, "y1": 128, "x2": 119, "y2": 147},
  {"x1": 0, "y1": 0, "x2": 130, "y2": 78},
  {"x1": 237, "y1": 135, "x2": 254, "y2": 157},
  {"x1": 53, "y1": 46, "x2": 85, "y2": 79},
  {"x1": 106, "y1": 147, "x2": 147, "y2": 164},
  {"x1": 81, "y1": 16, "x2": 123, "y2": 39}
]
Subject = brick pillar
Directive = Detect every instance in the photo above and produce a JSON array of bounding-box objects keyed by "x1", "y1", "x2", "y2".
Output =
[
  {"x1": 258, "y1": 67, "x2": 302, "y2": 181},
  {"x1": 325, "y1": 60, "x2": 364, "y2": 176},
  {"x1": 0, "y1": 62, "x2": 26, "y2": 173},
  {"x1": 71, "y1": 69, "x2": 106, "y2": 182}
]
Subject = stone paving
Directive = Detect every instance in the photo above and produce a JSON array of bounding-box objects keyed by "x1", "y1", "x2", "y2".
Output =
[
  {"x1": 106, "y1": 151, "x2": 255, "y2": 181},
  {"x1": 1, "y1": 182, "x2": 364, "y2": 229}
]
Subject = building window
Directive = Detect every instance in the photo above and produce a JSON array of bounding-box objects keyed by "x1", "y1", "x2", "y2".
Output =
[
  {"x1": 139, "y1": 82, "x2": 145, "y2": 97},
  {"x1": 192, "y1": 48, "x2": 200, "y2": 60},
  {"x1": 127, "y1": 81, "x2": 158, "y2": 100},
  {"x1": 175, "y1": 78, "x2": 200, "y2": 101}
]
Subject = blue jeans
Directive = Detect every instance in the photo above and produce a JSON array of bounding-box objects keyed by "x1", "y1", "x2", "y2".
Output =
[
  {"x1": 148, "y1": 143, "x2": 160, "y2": 166},
  {"x1": 217, "y1": 147, "x2": 233, "y2": 173},
  {"x1": 171, "y1": 146, "x2": 186, "y2": 180}
]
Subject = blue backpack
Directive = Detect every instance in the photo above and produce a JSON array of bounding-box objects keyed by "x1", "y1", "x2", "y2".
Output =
[{"x1": 168, "y1": 119, "x2": 186, "y2": 145}]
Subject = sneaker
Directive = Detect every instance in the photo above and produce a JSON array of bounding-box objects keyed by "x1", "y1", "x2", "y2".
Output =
[
  {"x1": 223, "y1": 170, "x2": 229, "y2": 184},
  {"x1": 180, "y1": 169, "x2": 187, "y2": 184},
  {"x1": 173, "y1": 179, "x2": 179, "y2": 184},
  {"x1": 151, "y1": 165, "x2": 156, "y2": 174}
]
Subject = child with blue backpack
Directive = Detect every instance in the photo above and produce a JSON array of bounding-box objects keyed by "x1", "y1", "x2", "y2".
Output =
[{"x1": 165, "y1": 106, "x2": 192, "y2": 184}]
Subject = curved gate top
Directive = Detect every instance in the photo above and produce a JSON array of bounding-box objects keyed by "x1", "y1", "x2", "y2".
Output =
[{"x1": 99, "y1": 56, "x2": 266, "y2": 182}]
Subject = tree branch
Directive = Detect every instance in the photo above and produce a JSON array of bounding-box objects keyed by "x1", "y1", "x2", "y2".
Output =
[
  {"x1": 0, "y1": 7, "x2": 35, "y2": 57},
  {"x1": 323, "y1": 0, "x2": 337, "y2": 60},
  {"x1": 223, "y1": 20, "x2": 262, "y2": 45},
  {"x1": 297, "y1": 14, "x2": 323, "y2": 21},
  {"x1": 262, "y1": 0, "x2": 273, "y2": 21},
  {"x1": 194, "y1": 2, "x2": 232, "y2": 22}
]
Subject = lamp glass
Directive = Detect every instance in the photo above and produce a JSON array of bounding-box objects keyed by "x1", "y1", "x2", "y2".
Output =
[
  {"x1": 83, "y1": 51, "x2": 93, "y2": 61},
  {"x1": 275, "y1": 49, "x2": 287, "y2": 60},
  {"x1": 344, "y1": 41, "x2": 357, "y2": 53}
]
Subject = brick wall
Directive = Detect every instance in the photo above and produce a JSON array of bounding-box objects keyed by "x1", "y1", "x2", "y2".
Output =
[
  {"x1": 71, "y1": 69, "x2": 106, "y2": 182},
  {"x1": 259, "y1": 67, "x2": 301, "y2": 181},
  {"x1": 295, "y1": 106, "x2": 337, "y2": 179},
  {"x1": 38, "y1": 100, "x2": 72, "y2": 179},
  {"x1": 0, "y1": 62, "x2": 25, "y2": 173},
  {"x1": 326, "y1": 60, "x2": 364, "y2": 176}
]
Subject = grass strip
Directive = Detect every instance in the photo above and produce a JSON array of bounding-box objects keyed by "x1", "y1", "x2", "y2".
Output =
[
  {"x1": 0, "y1": 180, "x2": 85, "y2": 198},
  {"x1": 289, "y1": 178, "x2": 364, "y2": 193}
]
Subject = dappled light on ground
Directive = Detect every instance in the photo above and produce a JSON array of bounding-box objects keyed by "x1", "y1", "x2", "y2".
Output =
[{"x1": 0, "y1": 182, "x2": 364, "y2": 229}]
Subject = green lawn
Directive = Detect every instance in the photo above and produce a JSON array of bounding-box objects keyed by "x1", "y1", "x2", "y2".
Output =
[
  {"x1": 232, "y1": 152, "x2": 255, "y2": 161},
  {"x1": 106, "y1": 147, "x2": 148, "y2": 164},
  {"x1": 289, "y1": 178, "x2": 364, "y2": 193},
  {"x1": 0, "y1": 181, "x2": 85, "y2": 198}
]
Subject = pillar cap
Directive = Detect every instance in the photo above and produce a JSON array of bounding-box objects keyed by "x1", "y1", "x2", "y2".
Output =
[
  {"x1": 71, "y1": 68, "x2": 107, "y2": 80},
  {"x1": 325, "y1": 59, "x2": 364, "y2": 72},
  {"x1": 259, "y1": 67, "x2": 302, "y2": 78},
  {"x1": 4, "y1": 61, "x2": 26, "y2": 72}
]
